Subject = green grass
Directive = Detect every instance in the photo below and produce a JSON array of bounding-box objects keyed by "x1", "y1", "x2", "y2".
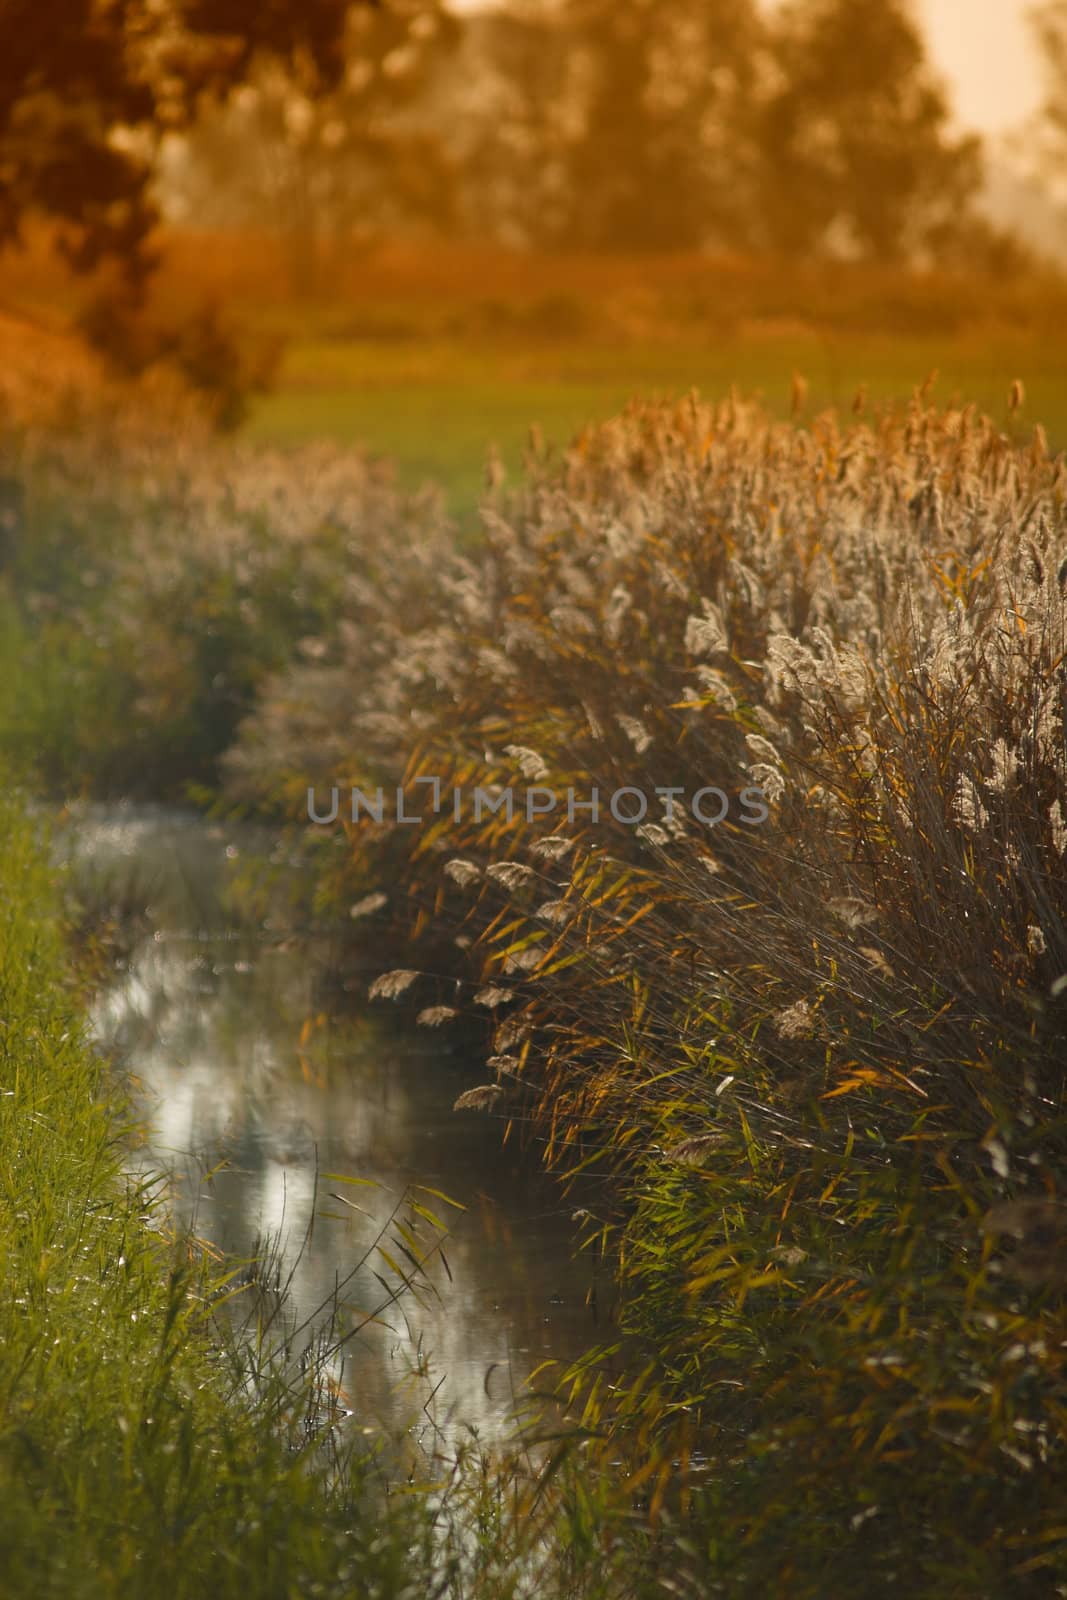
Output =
[
  {"x1": 245, "y1": 329, "x2": 1067, "y2": 527},
  {"x1": 0, "y1": 783, "x2": 694, "y2": 1600},
  {"x1": 0, "y1": 786, "x2": 447, "y2": 1598}
]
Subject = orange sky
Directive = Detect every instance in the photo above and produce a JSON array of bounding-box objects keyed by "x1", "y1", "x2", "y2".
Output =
[{"x1": 920, "y1": 0, "x2": 1043, "y2": 136}]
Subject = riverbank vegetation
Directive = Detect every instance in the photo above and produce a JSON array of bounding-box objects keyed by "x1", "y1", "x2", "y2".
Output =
[
  {"x1": 0, "y1": 788, "x2": 434, "y2": 1595},
  {"x1": 1, "y1": 785, "x2": 681, "y2": 1598},
  {"x1": 3, "y1": 331, "x2": 1067, "y2": 1590},
  {"x1": 222, "y1": 389, "x2": 1067, "y2": 1592},
  {"x1": 5, "y1": 0, "x2": 1067, "y2": 1587}
]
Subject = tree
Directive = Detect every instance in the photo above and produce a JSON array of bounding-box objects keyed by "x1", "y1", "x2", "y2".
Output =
[
  {"x1": 166, "y1": 2, "x2": 458, "y2": 290},
  {"x1": 756, "y1": 0, "x2": 982, "y2": 261},
  {"x1": 1030, "y1": 1, "x2": 1067, "y2": 190},
  {"x1": 450, "y1": 0, "x2": 763, "y2": 253},
  {"x1": 0, "y1": 0, "x2": 366, "y2": 284},
  {"x1": 563, "y1": 0, "x2": 763, "y2": 251},
  {"x1": 1, "y1": 0, "x2": 157, "y2": 280},
  {"x1": 443, "y1": 5, "x2": 581, "y2": 250}
]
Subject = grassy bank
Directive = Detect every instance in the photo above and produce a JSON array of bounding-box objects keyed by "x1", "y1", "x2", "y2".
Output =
[
  {"x1": 0, "y1": 788, "x2": 450, "y2": 1596},
  {"x1": 0, "y1": 786, "x2": 705, "y2": 1600}
]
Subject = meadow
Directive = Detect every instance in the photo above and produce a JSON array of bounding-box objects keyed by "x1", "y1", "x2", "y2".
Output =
[
  {"x1": 247, "y1": 326, "x2": 1067, "y2": 527},
  {"x1": 7, "y1": 229, "x2": 1067, "y2": 525},
  {"x1": 252, "y1": 246, "x2": 1067, "y2": 527}
]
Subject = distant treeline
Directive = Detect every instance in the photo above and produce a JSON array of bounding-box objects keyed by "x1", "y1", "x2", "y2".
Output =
[{"x1": 166, "y1": 0, "x2": 1014, "y2": 277}]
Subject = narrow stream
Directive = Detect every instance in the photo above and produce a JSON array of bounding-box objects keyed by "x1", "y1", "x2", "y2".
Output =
[{"x1": 63, "y1": 804, "x2": 607, "y2": 1452}]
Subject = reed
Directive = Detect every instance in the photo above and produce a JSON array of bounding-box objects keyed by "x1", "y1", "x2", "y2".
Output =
[
  {"x1": 5, "y1": 318, "x2": 1067, "y2": 1585},
  {"x1": 231, "y1": 389, "x2": 1067, "y2": 1592}
]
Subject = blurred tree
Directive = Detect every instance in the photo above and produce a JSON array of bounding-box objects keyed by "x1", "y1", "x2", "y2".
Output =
[
  {"x1": 1030, "y1": 1, "x2": 1067, "y2": 183},
  {"x1": 0, "y1": 0, "x2": 158, "y2": 281},
  {"x1": 454, "y1": 0, "x2": 763, "y2": 252},
  {"x1": 167, "y1": 2, "x2": 458, "y2": 291},
  {"x1": 447, "y1": 3, "x2": 580, "y2": 250},
  {"x1": 448, "y1": 0, "x2": 981, "y2": 262},
  {"x1": 0, "y1": 0, "x2": 371, "y2": 285},
  {"x1": 563, "y1": 0, "x2": 763, "y2": 251},
  {"x1": 756, "y1": 0, "x2": 982, "y2": 261}
]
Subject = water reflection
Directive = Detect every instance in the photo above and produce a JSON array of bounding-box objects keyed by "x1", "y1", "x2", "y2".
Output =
[{"x1": 65, "y1": 804, "x2": 607, "y2": 1448}]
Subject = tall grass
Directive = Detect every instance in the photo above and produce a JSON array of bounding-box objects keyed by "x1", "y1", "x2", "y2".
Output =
[
  {"x1": 0, "y1": 390, "x2": 449, "y2": 797},
  {"x1": 228, "y1": 390, "x2": 1067, "y2": 1592}
]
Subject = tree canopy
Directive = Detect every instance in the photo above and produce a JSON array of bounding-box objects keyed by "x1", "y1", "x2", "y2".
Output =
[
  {"x1": 0, "y1": 0, "x2": 359, "y2": 280},
  {"x1": 562, "y1": 0, "x2": 764, "y2": 252},
  {"x1": 755, "y1": 0, "x2": 982, "y2": 260},
  {"x1": 1, "y1": 0, "x2": 998, "y2": 276},
  {"x1": 1030, "y1": 0, "x2": 1067, "y2": 180},
  {"x1": 435, "y1": 0, "x2": 985, "y2": 260}
]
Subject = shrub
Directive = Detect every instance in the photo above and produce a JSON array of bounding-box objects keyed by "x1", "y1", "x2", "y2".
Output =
[
  {"x1": 0, "y1": 406, "x2": 450, "y2": 798},
  {"x1": 75, "y1": 290, "x2": 283, "y2": 431}
]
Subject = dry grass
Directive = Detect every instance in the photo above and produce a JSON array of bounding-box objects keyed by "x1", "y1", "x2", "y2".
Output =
[
  {"x1": 5, "y1": 270, "x2": 1067, "y2": 1581},
  {"x1": 6, "y1": 224, "x2": 1067, "y2": 344},
  {"x1": 228, "y1": 390, "x2": 1067, "y2": 1592},
  {"x1": 0, "y1": 365, "x2": 450, "y2": 795}
]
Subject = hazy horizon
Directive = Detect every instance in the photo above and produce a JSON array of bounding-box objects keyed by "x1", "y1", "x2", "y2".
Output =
[
  {"x1": 449, "y1": 0, "x2": 1047, "y2": 141},
  {"x1": 922, "y1": 0, "x2": 1043, "y2": 137}
]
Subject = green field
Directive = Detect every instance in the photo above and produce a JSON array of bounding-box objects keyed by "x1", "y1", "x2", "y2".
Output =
[{"x1": 246, "y1": 328, "x2": 1067, "y2": 526}]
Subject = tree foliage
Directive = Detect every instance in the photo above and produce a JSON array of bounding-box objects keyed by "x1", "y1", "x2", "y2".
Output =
[
  {"x1": 1, "y1": 0, "x2": 157, "y2": 277},
  {"x1": 1030, "y1": 0, "x2": 1067, "y2": 178},
  {"x1": 1, "y1": 0, "x2": 998, "y2": 277},
  {"x1": 451, "y1": 0, "x2": 763, "y2": 253},
  {"x1": 755, "y1": 0, "x2": 982, "y2": 260},
  {"x1": 446, "y1": 0, "x2": 984, "y2": 260},
  {"x1": 562, "y1": 0, "x2": 763, "y2": 252},
  {"x1": 0, "y1": 0, "x2": 358, "y2": 280},
  {"x1": 166, "y1": 1, "x2": 458, "y2": 288}
]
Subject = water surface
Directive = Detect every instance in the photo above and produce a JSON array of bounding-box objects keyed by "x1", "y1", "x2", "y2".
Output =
[{"x1": 65, "y1": 804, "x2": 608, "y2": 1451}]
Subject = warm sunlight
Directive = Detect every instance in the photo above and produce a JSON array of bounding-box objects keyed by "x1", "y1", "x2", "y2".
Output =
[
  {"x1": 921, "y1": 0, "x2": 1043, "y2": 133},
  {"x1": 2, "y1": 3, "x2": 1067, "y2": 1595}
]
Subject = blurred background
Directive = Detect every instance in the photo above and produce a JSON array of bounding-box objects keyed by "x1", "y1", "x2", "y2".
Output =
[{"x1": 2, "y1": 0, "x2": 1066, "y2": 524}]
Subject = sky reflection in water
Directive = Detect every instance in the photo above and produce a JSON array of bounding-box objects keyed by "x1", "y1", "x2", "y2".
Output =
[{"x1": 69, "y1": 805, "x2": 607, "y2": 1451}]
